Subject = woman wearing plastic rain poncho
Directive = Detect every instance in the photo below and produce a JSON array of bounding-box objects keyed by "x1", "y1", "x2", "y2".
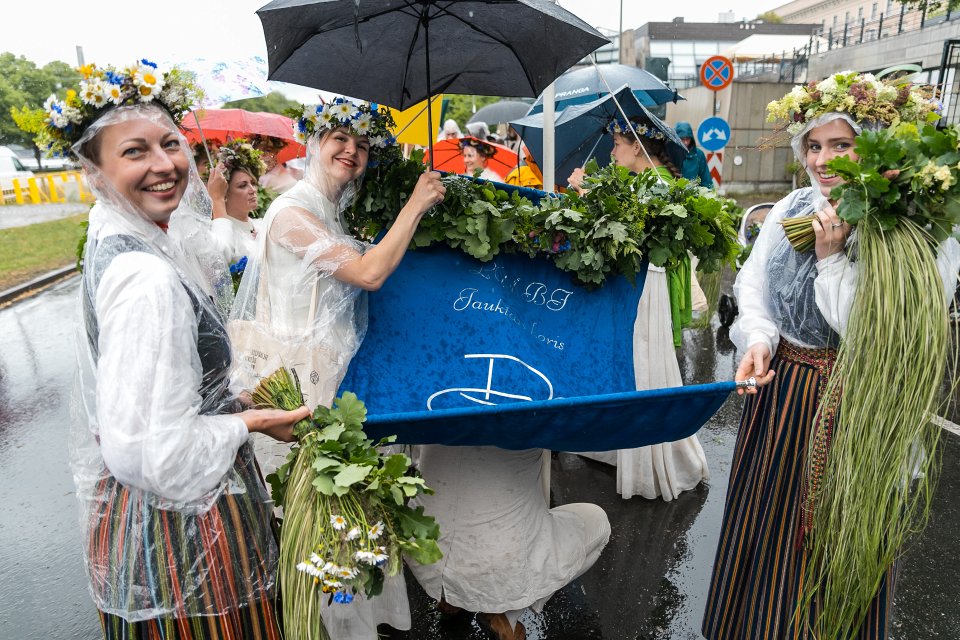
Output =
[
  {"x1": 206, "y1": 138, "x2": 266, "y2": 265},
  {"x1": 230, "y1": 98, "x2": 444, "y2": 640},
  {"x1": 567, "y1": 119, "x2": 710, "y2": 502},
  {"x1": 701, "y1": 76, "x2": 960, "y2": 639},
  {"x1": 29, "y1": 61, "x2": 311, "y2": 638}
]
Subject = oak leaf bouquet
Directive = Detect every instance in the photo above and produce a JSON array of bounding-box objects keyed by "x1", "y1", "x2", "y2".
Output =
[{"x1": 252, "y1": 368, "x2": 441, "y2": 640}]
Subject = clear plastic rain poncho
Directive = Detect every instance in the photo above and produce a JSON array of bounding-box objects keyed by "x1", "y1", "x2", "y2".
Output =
[
  {"x1": 229, "y1": 130, "x2": 371, "y2": 410},
  {"x1": 70, "y1": 103, "x2": 278, "y2": 621},
  {"x1": 731, "y1": 111, "x2": 960, "y2": 356},
  {"x1": 230, "y1": 125, "x2": 414, "y2": 639}
]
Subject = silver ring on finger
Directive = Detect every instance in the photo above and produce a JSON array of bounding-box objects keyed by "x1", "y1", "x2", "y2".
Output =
[{"x1": 831, "y1": 222, "x2": 842, "y2": 228}]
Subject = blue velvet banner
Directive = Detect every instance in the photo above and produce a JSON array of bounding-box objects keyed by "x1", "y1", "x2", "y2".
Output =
[
  {"x1": 342, "y1": 246, "x2": 647, "y2": 418},
  {"x1": 340, "y1": 180, "x2": 734, "y2": 450}
]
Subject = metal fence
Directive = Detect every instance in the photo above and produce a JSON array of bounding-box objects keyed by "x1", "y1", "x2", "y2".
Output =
[{"x1": 811, "y1": 4, "x2": 956, "y2": 53}]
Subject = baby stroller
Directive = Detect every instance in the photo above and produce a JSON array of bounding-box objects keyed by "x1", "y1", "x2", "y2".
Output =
[{"x1": 717, "y1": 202, "x2": 776, "y2": 328}]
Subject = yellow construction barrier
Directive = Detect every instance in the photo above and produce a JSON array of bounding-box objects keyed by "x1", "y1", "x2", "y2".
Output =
[{"x1": 2, "y1": 170, "x2": 95, "y2": 205}]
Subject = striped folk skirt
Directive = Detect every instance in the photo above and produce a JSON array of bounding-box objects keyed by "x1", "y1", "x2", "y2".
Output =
[
  {"x1": 90, "y1": 444, "x2": 282, "y2": 639},
  {"x1": 702, "y1": 341, "x2": 895, "y2": 639}
]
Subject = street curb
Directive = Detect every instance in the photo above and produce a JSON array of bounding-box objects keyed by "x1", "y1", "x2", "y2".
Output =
[{"x1": 0, "y1": 265, "x2": 78, "y2": 305}]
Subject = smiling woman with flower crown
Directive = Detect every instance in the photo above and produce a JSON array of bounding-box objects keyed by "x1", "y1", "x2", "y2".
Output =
[
  {"x1": 229, "y1": 97, "x2": 444, "y2": 640},
  {"x1": 206, "y1": 138, "x2": 267, "y2": 266},
  {"x1": 701, "y1": 71, "x2": 960, "y2": 639},
  {"x1": 16, "y1": 60, "x2": 312, "y2": 639}
]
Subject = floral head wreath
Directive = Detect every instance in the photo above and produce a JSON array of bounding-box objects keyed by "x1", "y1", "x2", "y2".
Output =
[
  {"x1": 216, "y1": 138, "x2": 267, "y2": 181},
  {"x1": 766, "y1": 70, "x2": 941, "y2": 135},
  {"x1": 288, "y1": 97, "x2": 398, "y2": 165},
  {"x1": 605, "y1": 117, "x2": 666, "y2": 141},
  {"x1": 15, "y1": 59, "x2": 202, "y2": 157},
  {"x1": 459, "y1": 136, "x2": 497, "y2": 158}
]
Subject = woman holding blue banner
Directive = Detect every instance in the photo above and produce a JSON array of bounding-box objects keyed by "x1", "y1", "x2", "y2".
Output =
[
  {"x1": 569, "y1": 118, "x2": 710, "y2": 502},
  {"x1": 702, "y1": 76, "x2": 959, "y2": 639},
  {"x1": 230, "y1": 98, "x2": 444, "y2": 640}
]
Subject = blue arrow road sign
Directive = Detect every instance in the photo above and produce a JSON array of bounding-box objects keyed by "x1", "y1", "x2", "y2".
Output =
[{"x1": 697, "y1": 117, "x2": 730, "y2": 152}]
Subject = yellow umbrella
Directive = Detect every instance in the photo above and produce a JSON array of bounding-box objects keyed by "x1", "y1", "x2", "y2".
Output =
[{"x1": 388, "y1": 95, "x2": 443, "y2": 146}]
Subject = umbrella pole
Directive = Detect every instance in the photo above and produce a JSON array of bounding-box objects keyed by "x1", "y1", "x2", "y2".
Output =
[
  {"x1": 193, "y1": 111, "x2": 215, "y2": 170},
  {"x1": 424, "y1": 13, "x2": 435, "y2": 171}
]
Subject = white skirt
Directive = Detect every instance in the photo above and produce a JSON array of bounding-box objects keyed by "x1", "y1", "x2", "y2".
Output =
[
  {"x1": 579, "y1": 267, "x2": 709, "y2": 501},
  {"x1": 408, "y1": 445, "x2": 609, "y2": 614}
]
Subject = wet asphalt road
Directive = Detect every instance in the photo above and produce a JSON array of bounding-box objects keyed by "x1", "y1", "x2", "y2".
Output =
[
  {"x1": 0, "y1": 202, "x2": 89, "y2": 230},
  {"x1": 1, "y1": 277, "x2": 958, "y2": 639}
]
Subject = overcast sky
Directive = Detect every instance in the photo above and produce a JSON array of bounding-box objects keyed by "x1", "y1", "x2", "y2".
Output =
[{"x1": 4, "y1": 0, "x2": 766, "y2": 101}]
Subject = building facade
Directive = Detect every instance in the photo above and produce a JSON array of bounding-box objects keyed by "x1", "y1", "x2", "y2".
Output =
[{"x1": 633, "y1": 18, "x2": 818, "y2": 87}]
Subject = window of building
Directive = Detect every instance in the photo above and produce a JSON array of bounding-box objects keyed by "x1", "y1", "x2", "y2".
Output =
[
  {"x1": 872, "y1": 2, "x2": 878, "y2": 19},
  {"x1": 832, "y1": 14, "x2": 839, "y2": 28},
  {"x1": 857, "y1": 7, "x2": 863, "y2": 20},
  {"x1": 845, "y1": 10, "x2": 850, "y2": 24}
]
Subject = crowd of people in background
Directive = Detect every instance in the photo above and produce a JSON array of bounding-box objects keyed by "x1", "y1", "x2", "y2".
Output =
[{"x1": 25, "y1": 50, "x2": 947, "y2": 640}]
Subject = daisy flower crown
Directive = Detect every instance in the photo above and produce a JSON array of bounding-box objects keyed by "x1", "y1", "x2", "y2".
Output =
[
  {"x1": 16, "y1": 59, "x2": 202, "y2": 156},
  {"x1": 767, "y1": 71, "x2": 941, "y2": 135},
  {"x1": 289, "y1": 97, "x2": 398, "y2": 163},
  {"x1": 216, "y1": 139, "x2": 267, "y2": 181},
  {"x1": 605, "y1": 117, "x2": 666, "y2": 141}
]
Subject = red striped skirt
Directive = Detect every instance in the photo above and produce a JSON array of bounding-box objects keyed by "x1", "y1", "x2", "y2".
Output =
[{"x1": 89, "y1": 443, "x2": 282, "y2": 639}]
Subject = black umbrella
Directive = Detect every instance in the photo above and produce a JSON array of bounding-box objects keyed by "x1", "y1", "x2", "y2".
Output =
[
  {"x1": 257, "y1": 0, "x2": 609, "y2": 163},
  {"x1": 527, "y1": 63, "x2": 683, "y2": 115},
  {"x1": 467, "y1": 100, "x2": 533, "y2": 126}
]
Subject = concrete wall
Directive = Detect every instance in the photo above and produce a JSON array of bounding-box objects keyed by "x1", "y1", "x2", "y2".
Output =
[
  {"x1": 808, "y1": 16, "x2": 960, "y2": 77},
  {"x1": 666, "y1": 82, "x2": 796, "y2": 194}
]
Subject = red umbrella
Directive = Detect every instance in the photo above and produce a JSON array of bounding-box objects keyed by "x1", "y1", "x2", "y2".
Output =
[
  {"x1": 180, "y1": 108, "x2": 305, "y2": 163},
  {"x1": 425, "y1": 137, "x2": 519, "y2": 180}
]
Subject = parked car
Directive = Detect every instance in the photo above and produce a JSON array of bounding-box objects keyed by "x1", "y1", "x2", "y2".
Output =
[
  {"x1": 5, "y1": 143, "x2": 74, "y2": 171},
  {"x1": 0, "y1": 146, "x2": 36, "y2": 196}
]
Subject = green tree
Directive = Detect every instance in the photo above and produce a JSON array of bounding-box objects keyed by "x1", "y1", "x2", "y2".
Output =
[
  {"x1": 756, "y1": 11, "x2": 783, "y2": 23},
  {"x1": 0, "y1": 53, "x2": 80, "y2": 168},
  {"x1": 222, "y1": 91, "x2": 300, "y2": 114},
  {"x1": 897, "y1": 0, "x2": 959, "y2": 10},
  {"x1": 440, "y1": 95, "x2": 501, "y2": 136}
]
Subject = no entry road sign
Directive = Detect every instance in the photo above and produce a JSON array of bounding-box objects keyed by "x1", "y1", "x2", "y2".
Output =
[{"x1": 700, "y1": 56, "x2": 734, "y2": 91}]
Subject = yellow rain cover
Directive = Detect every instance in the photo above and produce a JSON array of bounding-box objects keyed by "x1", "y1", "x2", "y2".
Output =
[{"x1": 387, "y1": 96, "x2": 443, "y2": 146}]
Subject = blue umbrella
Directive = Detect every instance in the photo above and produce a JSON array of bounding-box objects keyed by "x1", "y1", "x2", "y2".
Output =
[
  {"x1": 526, "y1": 63, "x2": 682, "y2": 115},
  {"x1": 511, "y1": 85, "x2": 686, "y2": 188}
]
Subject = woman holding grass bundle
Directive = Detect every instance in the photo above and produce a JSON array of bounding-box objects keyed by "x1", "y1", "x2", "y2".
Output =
[
  {"x1": 21, "y1": 61, "x2": 310, "y2": 638},
  {"x1": 569, "y1": 119, "x2": 710, "y2": 502},
  {"x1": 230, "y1": 97, "x2": 444, "y2": 639},
  {"x1": 703, "y1": 72, "x2": 960, "y2": 639}
]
